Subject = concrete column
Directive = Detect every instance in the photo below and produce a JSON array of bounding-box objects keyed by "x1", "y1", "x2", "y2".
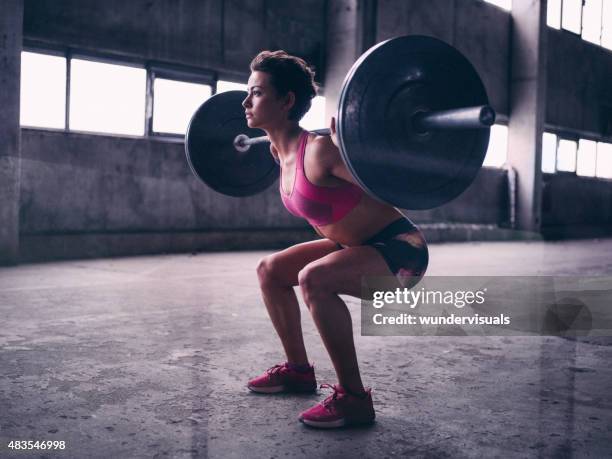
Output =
[
  {"x1": 507, "y1": 0, "x2": 548, "y2": 232},
  {"x1": 324, "y1": 0, "x2": 377, "y2": 121},
  {"x1": 0, "y1": 0, "x2": 23, "y2": 264}
]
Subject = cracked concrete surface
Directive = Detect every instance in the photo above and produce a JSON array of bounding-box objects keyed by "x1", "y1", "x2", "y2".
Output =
[{"x1": 1, "y1": 239, "x2": 612, "y2": 458}]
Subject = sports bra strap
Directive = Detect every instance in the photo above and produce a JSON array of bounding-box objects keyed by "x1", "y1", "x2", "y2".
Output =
[{"x1": 295, "y1": 130, "x2": 309, "y2": 171}]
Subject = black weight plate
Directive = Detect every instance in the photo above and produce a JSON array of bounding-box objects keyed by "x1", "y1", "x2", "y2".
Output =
[
  {"x1": 185, "y1": 91, "x2": 279, "y2": 197},
  {"x1": 337, "y1": 35, "x2": 490, "y2": 210}
]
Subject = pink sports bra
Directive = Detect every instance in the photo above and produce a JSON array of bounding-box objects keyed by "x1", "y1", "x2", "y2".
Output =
[{"x1": 280, "y1": 131, "x2": 364, "y2": 227}]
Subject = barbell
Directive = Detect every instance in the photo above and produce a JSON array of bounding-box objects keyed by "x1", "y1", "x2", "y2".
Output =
[{"x1": 185, "y1": 35, "x2": 495, "y2": 210}]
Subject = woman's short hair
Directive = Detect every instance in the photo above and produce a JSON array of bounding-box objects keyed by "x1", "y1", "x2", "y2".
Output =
[{"x1": 249, "y1": 50, "x2": 318, "y2": 121}]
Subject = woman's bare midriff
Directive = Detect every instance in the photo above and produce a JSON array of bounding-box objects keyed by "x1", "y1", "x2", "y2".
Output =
[{"x1": 313, "y1": 194, "x2": 406, "y2": 247}]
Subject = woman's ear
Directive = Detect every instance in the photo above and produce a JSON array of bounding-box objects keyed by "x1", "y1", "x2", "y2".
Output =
[{"x1": 283, "y1": 91, "x2": 296, "y2": 115}]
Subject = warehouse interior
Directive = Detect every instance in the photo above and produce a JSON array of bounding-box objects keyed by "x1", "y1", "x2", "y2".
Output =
[{"x1": 1, "y1": 0, "x2": 611, "y2": 457}]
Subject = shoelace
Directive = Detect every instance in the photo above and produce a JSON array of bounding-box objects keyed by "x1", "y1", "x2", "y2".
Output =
[
  {"x1": 265, "y1": 363, "x2": 287, "y2": 377},
  {"x1": 319, "y1": 383, "x2": 342, "y2": 412}
]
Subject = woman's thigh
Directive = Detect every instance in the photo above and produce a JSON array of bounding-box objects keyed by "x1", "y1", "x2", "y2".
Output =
[
  {"x1": 299, "y1": 245, "x2": 395, "y2": 300},
  {"x1": 260, "y1": 238, "x2": 341, "y2": 287},
  {"x1": 300, "y1": 228, "x2": 429, "y2": 300}
]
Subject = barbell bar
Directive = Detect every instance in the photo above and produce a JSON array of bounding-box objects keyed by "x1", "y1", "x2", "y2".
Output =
[
  {"x1": 185, "y1": 35, "x2": 495, "y2": 210},
  {"x1": 233, "y1": 104, "x2": 495, "y2": 152}
]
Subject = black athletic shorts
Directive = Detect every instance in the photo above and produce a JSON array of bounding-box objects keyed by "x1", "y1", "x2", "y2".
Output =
[{"x1": 337, "y1": 218, "x2": 429, "y2": 286}]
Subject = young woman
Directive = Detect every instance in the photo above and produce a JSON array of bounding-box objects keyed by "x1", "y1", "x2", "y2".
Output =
[{"x1": 243, "y1": 50, "x2": 429, "y2": 429}]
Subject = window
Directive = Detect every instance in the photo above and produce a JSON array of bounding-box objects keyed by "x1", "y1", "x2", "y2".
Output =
[
  {"x1": 596, "y1": 142, "x2": 612, "y2": 179},
  {"x1": 542, "y1": 134, "x2": 612, "y2": 180},
  {"x1": 70, "y1": 58, "x2": 146, "y2": 136},
  {"x1": 483, "y1": 124, "x2": 508, "y2": 168},
  {"x1": 20, "y1": 51, "x2": 66, "y2": 129},
  {"x1": 300, "y1": 96, "x2": 326, "y2": 132},
  {"x1": 482, "y1": 0, "x2": 511, "y2": 11},
  {"x1": 576, "y1": 139, "x2": 597, "y2": 176},
  {"x1": 548, "y1": 0, "x2": 610, "y2": 50},
  {"x1": 217, "y1": 80, "x2": 247, "y2": 93},
  {"x1": 18, "y1": 51, "x2": 329, "y2": 141},
  {"x1": 556, "y1": 139, "x2": 577, "y2": 172},
  {"x1": 582, "y1": 0, "x2": 603, "y2": 45},
  {"x1": 21, "y1": 49, "x2": 223, "y2": 138},
  {"x1": 562, "y1": 0, "x2": 583, "y2": 34},
  {"x1": 542, "y1": 132, "x2": 557, "y2": 173},
  {"x1": 152, "y1": 78, "x2": 211, "y2": 135},
  {"x1": 547, "y1": 0, "x2": 562, "y2": 29}
]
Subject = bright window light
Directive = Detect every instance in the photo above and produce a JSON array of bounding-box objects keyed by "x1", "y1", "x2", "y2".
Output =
[
  {"x1": 547, "y1": 0, "x2": 562, "y2": 29},
  {"x1": 576, "y1": 139, "x2": 597, "y2": 177},
  {"x1": 542, "y1": 132, "x2": 557, "y2": 173},
  {"x1": 153, "y1": 78, "x2": 211, "y2": 135},
  {"x1": 69, "y1": 58, "x2": 146, "y2": 136},
  {"x1": 562, "y1": 0, "x2": 583, "y2": 34},
  {"x1": 582, "y1": 0, "x2": 603, "y2": 45},
  {"x1": 602, "y1": 0, "x2": 612, "y2": 50},
  {"x1": 483, "y1": 124, "x2": 508, "y2": 167},
  {"x1": 20, "y1": 51, "x2": 66, "y2": 129},
  {"x1": 300, "y1": 96, "x2": 326, "y2": 132},
  {"x1": 557, "y1": 139, "x2": 577, "y2": 172},
  {"x1": 596, "y1": 142, "x2": 612, "y2": 178},
  {"x1": 483, "y1": 0, "x2": 511, "y2": 11},
  {"x1": 217, "y1": 80, "x2": 247, "y2": 93}
]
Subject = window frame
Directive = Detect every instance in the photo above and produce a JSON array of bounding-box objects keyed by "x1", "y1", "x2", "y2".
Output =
[
  {"x1": 547, "y1": 0, "x2": 610, "y2": 51},
  {"x1": 542, "y1": 127, "x2": 612, "y2": 181},
  {"x1": 214, "y1": 72, "x2": 250, "y2": 95},
  {"x1": 147, "y1": 63, "x2": 215, "y2": 139},
  {"x1": 581, "y1": 0, "x2": 604, "y2": 45},
  {"x1": 21, "y1": 43, "x2": 69, "y2": 131},
  {"x1": 20, "y1": 43, "x2": 224, "y2": 141},
  {"x1": 68, "y1": 51, "x2": 147, "y2": 137},
  {"x1": 576, "y1": 138, "x2": 598, "y2": 177},
  {"x1": 560, "y1": 0, "x2": 584, "y2": 36}
]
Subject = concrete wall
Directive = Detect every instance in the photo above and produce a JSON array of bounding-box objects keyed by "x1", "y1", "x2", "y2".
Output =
[
  {"x1": 19, "y1": 129, "x2": 301, "y2": 233},
  {"x1": 408, "y1": 167, "x2": 509, "y2": 225},
  {"x1": 17, "y1": 128, "x2": 313, "y2": 261},
  {"x1": 541, "y1": 28, "x2": 612, "y2": 238},
  {"x1": 375, "y1": 0, "x2": 511, "y2": 117},
  {"x1": 23, "y1": 0, "x2": 326, "y2": 79},
  {"x1": 19, "y1": 128, "x2": 509, "y2": 232},
  {"x1": 546, "y1": 29, "x2": 612, "y2": 138},
  {"x1": 542, "y1": 174, "x2": 612, "y2": 238}
]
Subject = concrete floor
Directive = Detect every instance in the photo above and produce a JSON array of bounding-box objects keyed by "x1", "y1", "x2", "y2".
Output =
[{"x1": 1, "y1": 239, "x2": 612, "y2": 458}]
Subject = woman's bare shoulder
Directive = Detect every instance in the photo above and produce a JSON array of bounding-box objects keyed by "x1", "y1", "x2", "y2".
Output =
[{"x1": 309, "y1": 134, "x2": 340, "y2": 163}]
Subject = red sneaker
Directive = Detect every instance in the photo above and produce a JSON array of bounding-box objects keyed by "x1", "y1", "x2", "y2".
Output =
[
  {"x1": 247, "y1": 362, "x2": 317, "y2": 394},
  {"x1": 298, "y1": 384, "x2": 375, "y2": 428}
]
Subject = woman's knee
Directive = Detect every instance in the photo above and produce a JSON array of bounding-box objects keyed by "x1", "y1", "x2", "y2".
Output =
[
  {"x1": 257, "y1": 255, "x2": 277, "y2": 285},
  {"x1": 298, "y1": 263, "x2": 330, "y2": 305},
  {"x1": 256, "y1": 253, "x2": 293, "y2": 287}
]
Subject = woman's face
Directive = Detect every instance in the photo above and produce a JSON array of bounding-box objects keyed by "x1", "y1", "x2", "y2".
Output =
[{"x1": 242, "y1": 71, "x2": 292, "y2": 129}]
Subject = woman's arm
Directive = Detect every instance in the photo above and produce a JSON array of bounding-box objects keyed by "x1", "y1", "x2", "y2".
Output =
[{"x1": 310, "y1": 118, "x2": 361, "y2": 187}]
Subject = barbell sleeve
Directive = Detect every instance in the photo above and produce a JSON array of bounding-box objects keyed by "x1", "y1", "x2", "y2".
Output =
[{"x1": 413, "y1": 105, "x2": 495, "y2": 131}]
